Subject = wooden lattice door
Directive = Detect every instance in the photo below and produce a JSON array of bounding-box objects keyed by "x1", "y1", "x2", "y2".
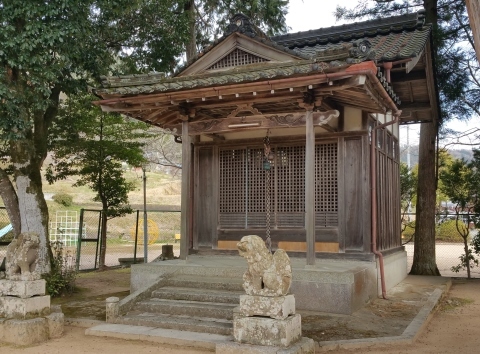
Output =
[{"x1": 219, "y1": 142, "x2": 338, "y2": 232}]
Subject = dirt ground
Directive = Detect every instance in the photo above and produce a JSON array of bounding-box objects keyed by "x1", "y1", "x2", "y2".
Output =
[{"x1": 1, "y1": 269, "x2": 480, "y2": 353}]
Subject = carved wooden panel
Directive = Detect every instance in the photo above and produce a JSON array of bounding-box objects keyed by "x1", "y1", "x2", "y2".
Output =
[{"x1": 208, "y1": 48, "x2": 268, "y2": 70}]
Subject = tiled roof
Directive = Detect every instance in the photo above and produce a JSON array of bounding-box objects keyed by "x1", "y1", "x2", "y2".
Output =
[
  {"x1": 273, "y1": 10, "x2": 430, "y2": 63},
  {"x1": 96, "y1": 11, "x2": 428, "y2": 103},
  {"x1": 97, "y1": 60, "x2": 335, "y2": 95}
]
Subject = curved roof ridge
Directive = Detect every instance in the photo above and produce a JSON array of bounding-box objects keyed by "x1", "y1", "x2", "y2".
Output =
[{"x1": 272, "y1": 10, "x2": 426, "y2": 48}]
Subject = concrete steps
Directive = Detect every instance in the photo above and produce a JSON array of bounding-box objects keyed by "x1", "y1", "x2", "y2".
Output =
[
  {"x1": 152, "y1": 286, "x2": 242, "y2": 304},
  {"x1": 119, "y1": 313, "x2": 233, "y2": 336},
  {"x1": 134, "y1": 298, "x2": 237, "y2": 320},
  {"x1": 86, "y1": 323, "x2": 230, "y2": 350},
  {"x1": 115, "y1": 275, "x2": 243, "y2": 336}
]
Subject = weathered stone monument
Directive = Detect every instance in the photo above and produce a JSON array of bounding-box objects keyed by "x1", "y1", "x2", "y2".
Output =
[
  {"x1": 216, "y1": 235, "x2": 314, "y2": 353},
  {"x1": 0, "y1": 232, "x2": 64, "y2": 345}
]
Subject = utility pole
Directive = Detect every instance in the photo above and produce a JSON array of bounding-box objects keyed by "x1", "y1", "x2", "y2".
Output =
[
  {"x1": 407, "y1": 125, "x2": 411, "y2": 169},
  {"x1": 143, "y1": 166, "x2": 148, "y2": 263}
]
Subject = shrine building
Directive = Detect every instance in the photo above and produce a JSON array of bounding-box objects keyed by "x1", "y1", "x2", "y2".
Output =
[{"x1": 94, "y1": 10, "x2": 438, "y2": 313}]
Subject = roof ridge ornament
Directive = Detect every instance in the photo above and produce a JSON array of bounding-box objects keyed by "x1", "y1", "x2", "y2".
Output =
[
  {"x1": 225, "y1": 13, "x2": 259, "y2": 38},
  {"x1": 346, "y1": 39, "x2": 376, "y2": 64}
]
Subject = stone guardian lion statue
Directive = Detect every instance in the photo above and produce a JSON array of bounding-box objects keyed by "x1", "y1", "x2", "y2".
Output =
[
  {"x1": 237, "y1": 235, "x2": 292, "y2": 297},
  {"x1": 6, "y1": 232, "x2": 41, "y2": 281}
]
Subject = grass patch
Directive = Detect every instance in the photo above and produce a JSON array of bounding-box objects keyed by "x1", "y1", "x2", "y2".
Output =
[{"x1": 441, "y1": 297, "x2": 474, "y2": 311}]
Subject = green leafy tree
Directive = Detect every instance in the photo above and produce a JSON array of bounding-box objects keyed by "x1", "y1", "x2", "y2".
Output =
[
  {"x1": 336, "y1": 0, "x2": 479, "y2": 275},
  {"x1": 47, "y1": 93, "x2": 149, "y2": 269},
  {"x1": 184, "y1": 0, "x2": 289, "y2": 61},
  {"x1": 0, "y1": 0, "x2": 189, "y2": 273},
  {"x1": 439, "y1": 158, "x2": 479, "y2": 278},
  {"x1": 400, "y1": 162, "x2": 417, "y2": 240}
]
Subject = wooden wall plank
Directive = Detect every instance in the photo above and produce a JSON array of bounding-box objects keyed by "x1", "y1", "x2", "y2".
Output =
[
  {"x1": 194, "y1": 148, "x2": 214, "y2": 248},
  {"x1": 361, "y1": 135, "x2": 372, "y2": 253},
  {"x1": 344, "y1": 138, "x2": 363, "y2": 250},
  {"x1": 212, "y1": 146, "x2": 220, "y2": 248},
  {"x1": 337, "y1": 137, "x2": 346, "y2": 252}
]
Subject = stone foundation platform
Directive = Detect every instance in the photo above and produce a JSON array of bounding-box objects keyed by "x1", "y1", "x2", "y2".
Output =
[
  {"x1": 0, "y1": 279, "x2": 64, "y2": 345},
  {"x1": 130, "y1": 250, "x2": 407, "y2": 314},
  {"x1": 216, "y1": 337, "x2": 315, "y2": 354},
  {"x1": 0, "y1": 309, "x2": 64, "y2": 345}
]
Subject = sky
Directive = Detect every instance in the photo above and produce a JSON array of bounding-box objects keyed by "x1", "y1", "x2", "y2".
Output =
[
  {"x1": 285, "y1": 0, "x2": 480, "y2": 150},
  {"x1": 285, "y1": 0, "x2": 359, "y2": 31}
]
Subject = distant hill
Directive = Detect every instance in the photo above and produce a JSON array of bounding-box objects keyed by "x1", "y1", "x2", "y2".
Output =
[{"x1": 400, "y1": 145, "x2": 474, "y2": 167}]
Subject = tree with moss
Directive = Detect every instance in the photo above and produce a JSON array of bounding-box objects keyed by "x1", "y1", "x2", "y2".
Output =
[{"x1": 0, "y1": 0, "x2": 189, "y2": 273}]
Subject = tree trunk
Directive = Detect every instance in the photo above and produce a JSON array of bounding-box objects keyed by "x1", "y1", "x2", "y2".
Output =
[
  {"x1": 11, "y1": 139, "x2": 51, "y2": 274},
  {"x1": 0, "y1": 168, "x2": 21, "y2": 236},
  {"x1": 410, "y1": 122, "x2": 440, "y2": 275},
  {"x1": 464, "y1": 237, "x2": 471, "y2": 278},
  {"x1": 98, "y1": 209, "x2": 108, "y2": 270},
  {"x1": 185, "y1": 0, "x2": 197, "y2": 62}
]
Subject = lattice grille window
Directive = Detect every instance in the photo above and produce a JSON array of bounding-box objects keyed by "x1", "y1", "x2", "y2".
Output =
[
  {"x1": 276, "y1": 146, "x2": 305, "y2": 227},
  {"x1": 208, "y1": 48, "x2": 268, "y2": 70},
  {"x1": 219, "y1": 143, "x2": 338, "y2": 229},
  {"x1": 315, "y1": 143, "x2": 338, "y2": 226},
  {"x1": 219, "y1": 149, "x2": 246, "y2": 228}
]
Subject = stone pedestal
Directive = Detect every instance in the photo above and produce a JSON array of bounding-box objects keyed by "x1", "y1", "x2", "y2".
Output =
[
  {"x1": 217, "y1": 237, "x2": 314, "y2": 353},
  {"x1": 220, "y1": 294, "x2": 315, "y2": 353},
  {"x1": 0, "y1": 279, "x2": 64, "y2": 345},
  {"x1": 0, "y1": 279, "x2": 46, "y2": 298},
  {"x1": 239, "y1": 294, "x2": 295, "y2": 320},
  {"x1": 234, "y1": 312, "x2": 302, "y2": 347}
]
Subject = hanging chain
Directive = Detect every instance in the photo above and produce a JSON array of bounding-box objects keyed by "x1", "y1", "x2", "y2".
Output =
[{"x1": 264, "y1": 134, "x2": 272, "y2": 253}]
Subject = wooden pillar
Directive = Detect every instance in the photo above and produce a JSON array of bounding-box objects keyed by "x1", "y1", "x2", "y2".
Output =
[
  {"x1": 466, "y1": 0, "x2": 480, "y2": 62},
  {"x1": 305, "y1": 109, "x2": 316, "y2": 265},
  {"x1": 180, "y1": 119, "x2": 191, "y2": 260}
]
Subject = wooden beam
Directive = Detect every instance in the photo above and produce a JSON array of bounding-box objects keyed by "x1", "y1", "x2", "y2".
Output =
[
  {"x1": 400, "y1": 102, "x2": 431, "y2": 112},
  {"x1": 145, "y1": 108, "x2": 168, "y2": 121},
  {"x1": 305, "y1": 108, "x2": 315, "y2": 266},
  {"x1": 315, "y1": 75, "x2": 366, "y2": 93},
  {"x1": 187, "y1": 110, "x2": 340, "y2": 135},
  {"x1": 180, "y1": 119, "x2": 191, "y2": 260},
  {"x1": 204, "y1": 133, "x2": 225, "y2": 141}
]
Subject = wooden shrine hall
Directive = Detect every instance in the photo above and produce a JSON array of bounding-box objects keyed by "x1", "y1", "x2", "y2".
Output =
[{"x1": 95, "y1": 10, "x2": 438, "y2": 309}]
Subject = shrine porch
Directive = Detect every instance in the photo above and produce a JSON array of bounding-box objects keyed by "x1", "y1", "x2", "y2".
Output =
[{"x1": 130, "y1": 251, "x2": 407, "y2": 315}]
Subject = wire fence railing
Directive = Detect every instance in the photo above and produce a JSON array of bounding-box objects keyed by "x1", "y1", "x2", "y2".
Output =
[
  {"x1": 0, "y1": 207, "x2": 180, "y2": 271},
  {"x1": 1, "y1": 206, "x2": 480, "y2": 277}
]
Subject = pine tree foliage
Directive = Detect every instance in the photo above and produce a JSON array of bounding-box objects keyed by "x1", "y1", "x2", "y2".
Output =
[{"x1": 184, "y1": 0, "x2": 289, "y2": 60}]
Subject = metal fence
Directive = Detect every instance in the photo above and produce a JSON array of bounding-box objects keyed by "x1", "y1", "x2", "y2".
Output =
[
  {"x1": 0, "y1": 207, "x2": 181, "y2": 271},
  {"x1": 74, "y1": 209, "x2": 181, "y2": 270},
  {"x1": 1, "y1": 206, "x2": 480, "y2": 277}
]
